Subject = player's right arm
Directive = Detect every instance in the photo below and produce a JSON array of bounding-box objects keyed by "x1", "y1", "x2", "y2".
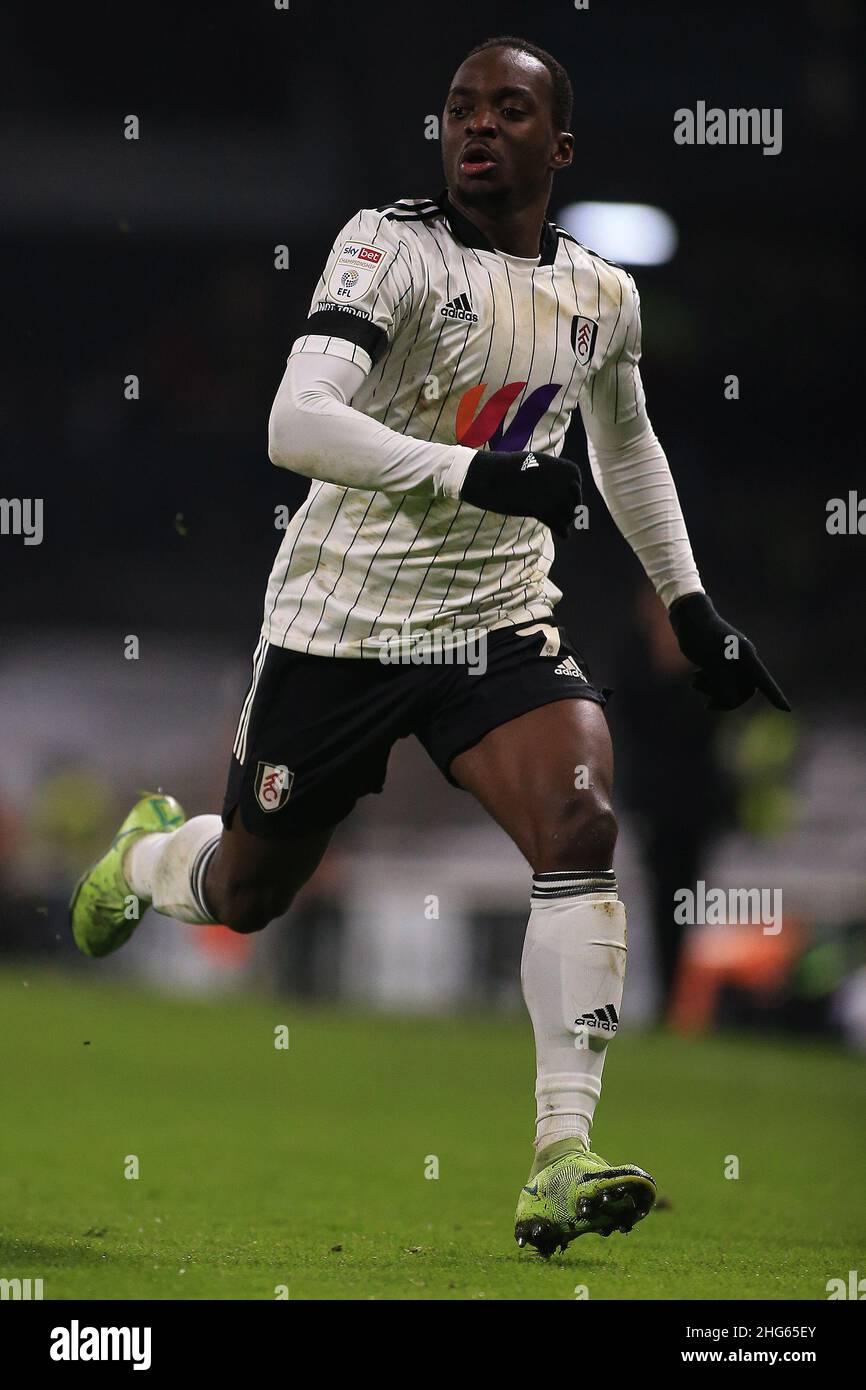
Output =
[
  {"x1": 268, "y1": 208, "x2": 475, "y2": 499},
  {"x1": 268, "y1": 207, "x2": 582, "y2": 529}
]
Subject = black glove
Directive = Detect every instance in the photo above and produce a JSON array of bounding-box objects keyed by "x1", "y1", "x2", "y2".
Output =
[
  {"x1": 669, "y1": 592, "x2": 791, "y2": 712},
  {"x1": 460, "y1": 449, "x2": 582, "y2": 538}
]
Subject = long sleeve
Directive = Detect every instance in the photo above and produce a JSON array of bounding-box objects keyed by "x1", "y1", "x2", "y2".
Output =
[
  {"x1": 579, "y1": 266, "x2": 703, "y2": 609},
  {"x1": 267, "y1": 351, "x2": 475, "y2": 499},
  {"x1": 580, "y1": 404, "x2": 704, "y2": 610}
]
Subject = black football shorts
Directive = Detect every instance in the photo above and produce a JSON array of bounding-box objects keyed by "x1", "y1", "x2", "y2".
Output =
[{"x1": 222, "y1": 620, "x2": 609, "y2": 838}]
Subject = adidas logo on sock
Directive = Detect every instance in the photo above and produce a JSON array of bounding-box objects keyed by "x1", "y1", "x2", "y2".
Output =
[
  {"x1": 575, "y1": 1004, "x2": 619, "y2": 1034},
  {"x1": 440, "y1": 292, "x2": 479, "y2": 323},
  {"x1": 521, "y1": 452, "x2": 540, "y2": 470},
  {"x1": 553, "y1": 655, "x2": 586, "y2": 680}
]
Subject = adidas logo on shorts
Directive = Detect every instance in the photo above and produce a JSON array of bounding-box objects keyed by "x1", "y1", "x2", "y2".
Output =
[
  {"x1": 440, "y1": 292, "x2": 479, "y2": 323},
  {"x1": 553, "y1": 655, "x2": 586, "y2": 680}
]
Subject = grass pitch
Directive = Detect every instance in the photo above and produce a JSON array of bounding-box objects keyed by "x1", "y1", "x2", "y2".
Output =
[{"x1": 1, "y1": 967, "x2": 864, "y2": 1301}]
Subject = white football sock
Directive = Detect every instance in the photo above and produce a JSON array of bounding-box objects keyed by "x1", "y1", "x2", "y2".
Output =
[
  {"x1": 521, "y1": 871, "x2": 626, "y2": 1154},
  {"x1": 124, "y1": 815, "x2": 222, "y2": 925}
]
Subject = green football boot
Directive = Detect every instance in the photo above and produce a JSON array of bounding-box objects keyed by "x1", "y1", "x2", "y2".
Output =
[
  {"x1": 69, "y1": 792, "x2": 185, "y2": 958},
  {"x1": 515, "y1": 1137, "x2": 656, "y2": 1258}
]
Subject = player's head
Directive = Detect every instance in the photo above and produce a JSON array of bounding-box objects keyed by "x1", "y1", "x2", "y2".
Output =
[{"x1": 442, "y1": 36, "x2": 573, "y2": 209}]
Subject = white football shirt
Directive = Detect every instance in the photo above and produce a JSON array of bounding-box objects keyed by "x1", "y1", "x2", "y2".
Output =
[{"x1": 262, "y1": 191, "x2": 646, "y2": 658}]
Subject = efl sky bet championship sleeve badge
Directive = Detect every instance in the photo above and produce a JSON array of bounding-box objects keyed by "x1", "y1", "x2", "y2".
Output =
[
  {"x1": 327, "y1": 241, "x2": 391, "y2": 303},
  {"x1": 254, "y1": 762, "x2": 295, "y2": 812}
]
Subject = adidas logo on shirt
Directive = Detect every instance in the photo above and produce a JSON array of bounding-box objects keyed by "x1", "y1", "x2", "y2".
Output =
[
  {"x1": 520, "y1": 453, "x2": 539, "y2": 470},
  {"x1": 553, "y1": 655, "x2": 586, "y2": 680},
  {"x1": 440, "y1": 292, "x2": 479, "y2": 323}
]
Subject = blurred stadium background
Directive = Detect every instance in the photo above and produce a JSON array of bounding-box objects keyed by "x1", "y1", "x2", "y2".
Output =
[{"x1": 1, "y1": 0, "x2": 864, "y2": 1045}]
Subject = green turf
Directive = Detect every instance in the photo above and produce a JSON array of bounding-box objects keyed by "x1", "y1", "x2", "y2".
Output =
[{"x1": 1, "y1": 967, "x2": 864, "y2": 1300}]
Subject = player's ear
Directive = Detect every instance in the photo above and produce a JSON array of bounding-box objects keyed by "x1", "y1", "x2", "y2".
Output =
[{"x1": 551, "y1": 133, "x2": 573, "y2": 170}]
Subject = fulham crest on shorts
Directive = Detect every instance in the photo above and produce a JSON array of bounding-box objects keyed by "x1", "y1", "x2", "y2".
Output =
[{"x1": 255, "y1": 762, "x2": 294, "y2": 812}]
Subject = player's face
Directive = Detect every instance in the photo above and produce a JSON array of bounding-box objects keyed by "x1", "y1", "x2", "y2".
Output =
[{"x1": 442, "y1": 48, "x2": 572, "y2": 207}]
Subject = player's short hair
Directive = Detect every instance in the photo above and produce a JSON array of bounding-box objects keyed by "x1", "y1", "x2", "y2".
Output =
[{"x1": 464, "y1": 35, "x2": 573, "y2": 133}]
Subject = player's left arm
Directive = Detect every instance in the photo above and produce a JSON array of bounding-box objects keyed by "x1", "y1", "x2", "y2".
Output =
[{"x1": 579, "y1": 273, "x2": 790, "y2": 713}]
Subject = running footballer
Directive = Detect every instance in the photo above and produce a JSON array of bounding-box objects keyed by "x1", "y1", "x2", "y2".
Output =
[{"x1": 70, "y1": 35, "x2": 789, "y2": 1257}]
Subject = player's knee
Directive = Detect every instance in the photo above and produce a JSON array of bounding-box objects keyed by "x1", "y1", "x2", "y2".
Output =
[
  {"x1": 533, "y1": 794, "x2": 618, "y2": 873},
  {"x1": 218, "y1": 881, "x2": 292, "y2": 935}
]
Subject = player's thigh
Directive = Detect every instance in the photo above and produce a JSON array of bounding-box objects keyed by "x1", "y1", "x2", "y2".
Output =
[
  {"x1": 449, "y1": 697, "x2": 615, "y2": 868},
  {"x1": 207, "y1": 809, "x2": 334, "y2": 905}
]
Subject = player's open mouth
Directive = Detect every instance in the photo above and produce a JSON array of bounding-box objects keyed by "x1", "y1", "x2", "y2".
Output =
[{"x1": 460, "y1": 144, "x2": 498, "y2": 177}]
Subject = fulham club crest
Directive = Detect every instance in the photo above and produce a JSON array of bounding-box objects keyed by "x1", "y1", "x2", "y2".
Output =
[
  {"x1": 254, "y1": 762, "x2": 294, "y2": 813},
  {"x1": 570, "y1": 315, "x2": 598, "y2": 367}
]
